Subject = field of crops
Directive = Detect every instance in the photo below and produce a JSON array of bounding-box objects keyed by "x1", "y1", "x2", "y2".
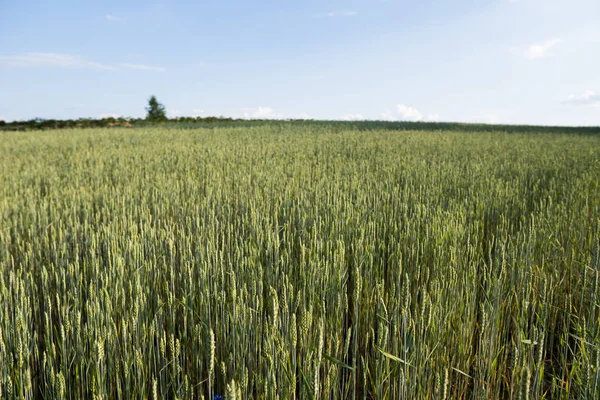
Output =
[{"x1": 0, "y1": 124, "x2": 599, "y2": 399}]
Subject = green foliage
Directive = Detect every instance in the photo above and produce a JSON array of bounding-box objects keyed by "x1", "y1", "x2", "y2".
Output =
[
  {"x1": 0, "y1": 124, "x2": 599, "y2": 399},
  {"x1": 1, "y1": 116, "x2": 599, "y2": 134},
  {"x1": 145, "y1": 95, "x2": 167, "y2": 121}
]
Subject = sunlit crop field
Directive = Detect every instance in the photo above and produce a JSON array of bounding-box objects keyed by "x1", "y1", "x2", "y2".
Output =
[{"x1": 0, "y1": 124, "x2": 599, "y2": 399}]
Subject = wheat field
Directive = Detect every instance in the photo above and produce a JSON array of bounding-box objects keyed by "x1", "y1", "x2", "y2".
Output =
[{"x1": 0, "y1": 124, "x2": 599, "y2": 399}]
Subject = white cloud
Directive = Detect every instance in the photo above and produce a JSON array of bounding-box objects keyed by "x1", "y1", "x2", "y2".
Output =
[
  {"x1": 563, "y1": 90, "x2": 600, "y2": 106},
  {"x1": 105, "y1": 14, "x2": 122, "y2": 22},
  {"x1": 167, "y1": 109, "x2": 181, "y2": 118},
  {"x1": 524, "y1": 39, "x2": 562, "y2": 60},
  {"x1": 317, "y1": 10, "x2": 358, "y2": 18},
  {"x1": 397, "y1": 104, "x2": 423, "y2": 120},
  {"x1": 121, "y1": 63, "x2": 166, "y2": 72},
  {"x1": 0, "y1": 53, "x2": 166, "y2": 72},
  {"x1": 381, "y1": 104, "x2": 439, "y2": 122},
  {"x1": 252, "y1": 106, "x2": 273, "y2": 118},
  {"x1": 243, "y1": 106, "x2": 284, "y2": 119},
  {"x1": 0, "y1": 115, "x2": 6, "y2": 122},
  {"x1": 0, "y1": 53, "x2": 115, "y2": 70},
  {"x1": 191, "y1": 109, "x2": 205, "y2": 117}
]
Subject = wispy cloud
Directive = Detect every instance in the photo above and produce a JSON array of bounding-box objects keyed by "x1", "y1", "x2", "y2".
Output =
[
  {"x1": 524, "y1": 39, "x2": 562, "y2": 60},
  {"x1": 316, "y1": 10, "x2": 358, "y2": 18},
  {"x1": 121, "y1": 63, "x2": 166, "y2": 72},
  {"x1": 0, "y1": 115, "x2": 6, "y2": 122},
  {"x1": 381, "y1": 104, "x2": 440, "y2": 122},
  {"x1": 0, "y1": 53, "x2": 166, "y2": 72},
  {"x1": 0, "y1": 53, "x2": 115, "y2": 70},
  {"x1": 563, "y1": 90, "x2": 600, "y2": 106},
  {"x1": 105, "y1": 14, "x2": 122, "y2": 22}
]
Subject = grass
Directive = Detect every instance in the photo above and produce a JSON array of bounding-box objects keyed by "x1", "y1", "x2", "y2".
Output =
[{"x1": 0, "y1": 124, "x2": 599, "y2": 399}]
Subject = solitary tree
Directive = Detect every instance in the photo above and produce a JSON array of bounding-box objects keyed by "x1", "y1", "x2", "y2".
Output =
[{"x1": 146, "y1": 95, "x2": 167, "y2": 121}]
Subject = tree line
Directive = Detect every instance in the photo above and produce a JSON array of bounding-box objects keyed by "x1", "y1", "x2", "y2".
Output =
[
  {"x1": 1, "y1": 95, "x2": 599, "y2": 134},
  {"x1": 0, "y1": 96, "x2": 236, "y2": 131}
]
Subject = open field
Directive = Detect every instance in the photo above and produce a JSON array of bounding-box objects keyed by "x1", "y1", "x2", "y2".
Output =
[{"x1": 0, "y1": 124, "x2": 599, "y2": 399}]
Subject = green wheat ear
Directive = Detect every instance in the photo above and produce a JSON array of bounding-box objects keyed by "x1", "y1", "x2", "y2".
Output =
[{"x1": 0, "y1": 125, "x2": 598, "y2": 399}]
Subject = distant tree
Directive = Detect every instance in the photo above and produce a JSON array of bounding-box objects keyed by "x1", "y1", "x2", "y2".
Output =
[{"x1": 145, "y1": 95, "x2": 167, "y2": 121}]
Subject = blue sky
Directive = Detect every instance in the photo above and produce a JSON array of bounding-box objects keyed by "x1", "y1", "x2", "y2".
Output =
[{"x1": 1, "y1": 0, "x2": 599, "y2": 125}]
